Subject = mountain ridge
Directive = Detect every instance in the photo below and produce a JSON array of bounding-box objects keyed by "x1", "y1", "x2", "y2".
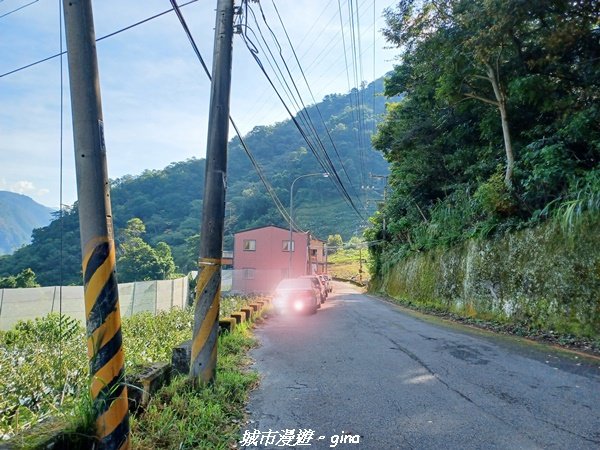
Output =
[
  {"x1": 0, "y1": 78, "x2": 390, "y2": 285},
  {"x1": 0, "y1": 191, "x2": 54, "y2": 255}
]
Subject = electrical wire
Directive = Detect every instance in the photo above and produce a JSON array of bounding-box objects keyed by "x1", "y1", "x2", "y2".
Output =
[
  {"x1": 168, "y1": 0, "x2": 296, "y2": 230},
  {"x1": 337, "y1": 0, "x2": 352, "y2": 95},
  {"x1": 0, "y1": 0, "x2": 199, "y2": 78},
  {"x1": 241, "y1": 1, "x2": 366, "y2": 222},
  {"x1": 372, "y1": 0, "x2": 376, "y2": 134},
  {"x1": 0, "y1": 0, "x2": 39, "y2": 19},
  {"x1": 348, "y1": 0, "x2": 367, "y2": 192},
  {"x1": 268, "y1": 0, "x2": 364, "y2": 207},
  {"x1": 243, "y1": 5, "x2": 329, "y2": 171},
  {"x1": 240, "y1": 22, "x2": 365, "y2": 222},
  {"x1": 325, "y1": 238, "x2": 384, "y2": 250}
]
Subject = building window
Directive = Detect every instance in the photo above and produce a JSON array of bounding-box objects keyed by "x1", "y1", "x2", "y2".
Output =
[
  {"x1": 310, "y1": 249, "x2": 317, "y2": 257},
  {"x1": 244, "y1": 268, "x2": 255, "y2": 279},
  {"x1": 282, "y1": 240, "x2": 294, "y2": 252},
  {"x1": 243, "y1": 239, "x2": 256, "y2": 251}
]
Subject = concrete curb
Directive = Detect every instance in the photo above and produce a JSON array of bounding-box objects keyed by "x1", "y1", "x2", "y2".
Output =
[{"x1": 175, "y1": 298, "x2": 271, "y2": 375}]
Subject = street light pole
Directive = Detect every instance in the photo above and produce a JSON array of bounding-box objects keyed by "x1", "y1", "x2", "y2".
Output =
[{"x1": 288, "y1": 172, "x2": 329, "y2": 277}]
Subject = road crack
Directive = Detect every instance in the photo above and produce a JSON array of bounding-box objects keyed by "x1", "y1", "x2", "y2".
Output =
[
  {"x1": 378, "y1": 332, "x2": 548, "y2": 446},
  {"x1": 383, "y1": 333, "x2": 477, "y2": 405}
]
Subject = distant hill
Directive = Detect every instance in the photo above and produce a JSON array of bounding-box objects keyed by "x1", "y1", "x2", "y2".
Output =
[
  {"x1": 0, "y1": 78, "x2": 391, "y2": 285},
  {"x1": 0, "y1": 191, "x2": 54, "y2": 255}
]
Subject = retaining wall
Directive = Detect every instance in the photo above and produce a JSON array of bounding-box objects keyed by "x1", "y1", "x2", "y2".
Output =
[{"x1": 371, "y1": 218, "x2": 600, "y2": 337}]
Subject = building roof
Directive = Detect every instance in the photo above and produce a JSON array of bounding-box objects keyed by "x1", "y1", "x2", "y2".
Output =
[
  {"x1": 233, "y1": 224, "x2": 325, "y2": 243},
  {"x1": 234, "y1": 224, "x2": 305, "y2": 235}
]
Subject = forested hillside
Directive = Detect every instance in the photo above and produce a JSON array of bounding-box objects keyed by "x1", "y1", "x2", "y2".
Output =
[
  {"x1": 366, "y1": 0, "x2": 599, "y2": 270},
  {"x1": 0, "y1": 191, "x2": 54, "y2": 255},
  {"x1": 0, "y1": 79, "x2": 390, "y2": 286}
]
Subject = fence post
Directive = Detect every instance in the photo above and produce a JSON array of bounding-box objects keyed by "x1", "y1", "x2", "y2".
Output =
[
  {"x1": 155, "y1": 281, "x2": 159, "y2": 315},
  {"x1": 51, "y1": 286, "x2": 57, "y2": 313},
  {"x1": 171, "y1": 279, "x2": 175, "y2": 309},
  {"x1": 0, "y1": 289, "x2": 4, "y2": 328}
]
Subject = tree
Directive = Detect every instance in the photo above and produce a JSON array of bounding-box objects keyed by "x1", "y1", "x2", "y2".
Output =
[
  {"x1": 370, "y1": 0, "x2": 600, "y2": 264},
  {"x1": 117, "y1": 218, "x2": 176, "y2": 282},
  {"x1": 383, "y1": 0, "x2": 520, "y2": 187},
  {"x1": 122, "y1": 217, "x2": 145, "y2": 241},
  {"x1": 327, "y1": 234, "x2": 343, "y2": 252},
  {"x1": 0, "y1": 268, "x2": 40, "y2": 288},
  {"x1": 155, "y1": 242, "x2": 177, "y2": 279},
  {"x1": 383, "y1": 0, "x2": 600, "y2": 189}
]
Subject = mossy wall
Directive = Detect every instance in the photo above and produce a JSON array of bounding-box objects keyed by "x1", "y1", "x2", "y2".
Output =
[{"x1": 372, "y1": 218, "x2": 600, "y2": 338}]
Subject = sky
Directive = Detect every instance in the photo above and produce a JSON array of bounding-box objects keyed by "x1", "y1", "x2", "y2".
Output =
[{"x1": 0, "y1": 0, "x2": 400, "y2": 208}]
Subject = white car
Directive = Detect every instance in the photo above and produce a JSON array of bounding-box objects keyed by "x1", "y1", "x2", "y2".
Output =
[{"x1": 272, "y1": 278, "x2": 319, "y2": 315}]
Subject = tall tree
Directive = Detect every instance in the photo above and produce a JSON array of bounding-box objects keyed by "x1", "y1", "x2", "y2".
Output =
[
  {"x1": 371, "y1": 0, "x2": 600, "y2": 257},
  {"x1": 384, "y1": 0, "x2": 524, "y2": 187},
  {"x1": 117, "y1": 218, "x2": 176, "y2": 282}
]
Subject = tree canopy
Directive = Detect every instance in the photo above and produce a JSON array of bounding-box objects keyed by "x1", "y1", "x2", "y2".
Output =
[
  {"x1": 367, "y1": 0, "x2": 600, "y2": 267},
  {"x1": 116, "y1": 218, "x2": 177, "y2": 283},
  {"x1": 0, "y1": 268, "x2": 40, "y2": 288}
]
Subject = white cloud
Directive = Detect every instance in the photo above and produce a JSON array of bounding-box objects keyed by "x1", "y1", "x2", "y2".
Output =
[{"x1": 1, "y1": 179, "x2": 49, "y2": 198}]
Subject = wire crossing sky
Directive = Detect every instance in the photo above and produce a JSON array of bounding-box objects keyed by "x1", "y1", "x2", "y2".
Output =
[{"x1": 0, "y1": 0, "x2": 397, "y2": 208}]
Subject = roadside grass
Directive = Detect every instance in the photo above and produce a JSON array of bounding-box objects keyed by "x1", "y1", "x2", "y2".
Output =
[
  {"x1": 1, "y1": 295, "x2": 263, "y2": 447},
  {"x1": 382, "y1": 295, "x2": 600, "y2": 356},
  {"x1": 130, "y1": 323, "x2": 259, "y2": 449}
]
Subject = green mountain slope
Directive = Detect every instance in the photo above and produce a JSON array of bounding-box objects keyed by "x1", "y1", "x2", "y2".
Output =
[
  {"x1": 0, "y1": 191, "x2": 54, "y2": 255},
  {"x1": 0, "y1": 79, "x2": 390, "y2": 285}
]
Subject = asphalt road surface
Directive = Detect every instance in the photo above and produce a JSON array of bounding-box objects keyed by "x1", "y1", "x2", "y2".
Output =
[{"x1": 240, "y1": 282, "x2": 600, "y2": 450}]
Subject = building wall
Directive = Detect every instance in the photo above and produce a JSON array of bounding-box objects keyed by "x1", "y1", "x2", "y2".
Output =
[
  {"x1": 232, "y1": 226, "x2": 324, "y2": 293},
  {"x1": 308, "y1": 237, "x2": 327, "y2": 275}
]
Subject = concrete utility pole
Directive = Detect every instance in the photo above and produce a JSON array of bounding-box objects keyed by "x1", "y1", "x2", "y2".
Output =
[
  {"x1": 62, "y1": 1, "x2": 129, "y2": 448},
  {"x1": 191, "y1": 0, "x2": 234, "y2": 384}
]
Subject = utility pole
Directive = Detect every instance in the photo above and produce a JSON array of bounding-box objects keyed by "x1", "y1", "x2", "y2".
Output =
[
  {"x1": 359, "y1": 247, "x2": 362, "y2": 284},
  {"x1": 370, "y1": 174, "x2": 388, "y2": 240},
  {"x1": 62, "y1": 1, "x2": 129, "y2": 448},
  {"x1": 191, "y1": 0, "x2": 234, "y2": 384}
]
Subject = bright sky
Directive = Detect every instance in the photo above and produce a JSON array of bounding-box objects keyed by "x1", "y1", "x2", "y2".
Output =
[{"x1": 0, "y1": 0, "x2": 399, "y2": 208}]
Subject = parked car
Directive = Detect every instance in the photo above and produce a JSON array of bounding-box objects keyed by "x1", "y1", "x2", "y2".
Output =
[
  {"x1": 318, "y1": 274, "x2": 332, "y2": 293},
  {"x1": 300, "y1": 275, "x2": 327, "y2": 304},
  {"x1": 272, "y1": 278, "x2": 319, "y2": 315}
]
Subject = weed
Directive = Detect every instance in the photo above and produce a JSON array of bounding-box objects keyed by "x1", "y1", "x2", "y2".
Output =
[{"x1": 130, "y1": 326, "x2": 259, "y2": 449}]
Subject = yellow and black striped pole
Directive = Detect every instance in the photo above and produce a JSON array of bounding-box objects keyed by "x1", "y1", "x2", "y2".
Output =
[
  {"x1": 191, "y1": 258, "x2": 222, "y2": 383},
  {"x1": 191, "y1": 0, "x2": 234, "y2": 384},
  {"x1": 63, "y1": 0, "x2": 129, "y2": 448},
  {"x1": 84, "y1": 238, "x2": 129, "y2": 449}
]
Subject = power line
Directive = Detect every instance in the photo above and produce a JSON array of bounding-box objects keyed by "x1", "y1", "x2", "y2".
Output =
[
  {"x1": 0, "y1": 0, "x2": 199, "y2": 78},
  {"x1": 373, "y1": 0, "x2": 377, "y2": 134},
  {"x1": 57, "y1": 0, "x2": 64, "y2": 392},
  {"x1": 247, "y1": 1, "x2": 365, "y2": 217},
  {"x1": 168, "y1": 0, "x2": 295, "y2": 229},
  {"x1": 0, "y1": 0, "x2": 39, "y2": 19},
  {"x1": 244, "y1": 5, "x2": 332, "y2": 175},
  {"x1": 268, "y1": 0, "x2": 364, "y2": 207},
  {"x1": 337, "y1": 0, "x2": 352, "y2": 95},
  {"x1": 240, "y1": 2, "x2": 366, "y2": 222}
]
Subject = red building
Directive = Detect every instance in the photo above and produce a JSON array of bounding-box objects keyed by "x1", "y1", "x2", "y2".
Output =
[{"x1": 232, "y1": 225, "x2": 327, "y2": 294}]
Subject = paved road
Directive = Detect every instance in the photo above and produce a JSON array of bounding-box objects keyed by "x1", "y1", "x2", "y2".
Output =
[{"x1": 240, "y1": 282, "x2": 600, "y2": 450}]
